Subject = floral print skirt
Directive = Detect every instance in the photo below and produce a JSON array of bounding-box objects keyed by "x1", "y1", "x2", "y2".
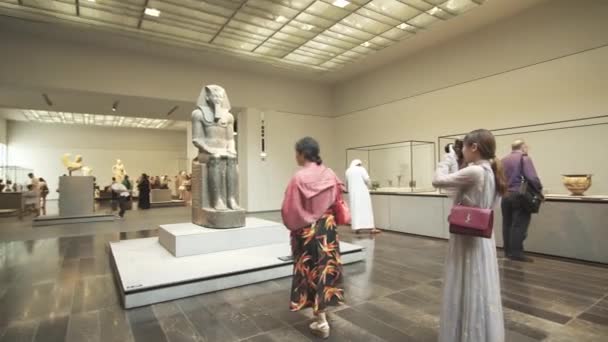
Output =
[{"x1": 290, "y1": 213, "x2": 345, "y2": 314}]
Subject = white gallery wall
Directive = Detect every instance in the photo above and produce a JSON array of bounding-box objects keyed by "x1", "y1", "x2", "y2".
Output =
[
  {"x1": 332, "y1": 0, "x2": 608, "y2": 195},
  {"x1": 7, "y1": 122, "x2": 186, "y2": 199},
  {"x1": 240, "y1": 108, "x2": 337, "y2": 212}
]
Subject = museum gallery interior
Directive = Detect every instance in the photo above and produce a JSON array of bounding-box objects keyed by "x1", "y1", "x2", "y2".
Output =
[{"x1": 0, "y1": 0, "x2": 607, "y2": 341}]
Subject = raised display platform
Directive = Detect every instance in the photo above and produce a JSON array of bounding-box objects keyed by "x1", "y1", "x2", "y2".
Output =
[
  {"x1": 150, "y1": 200, "x2": 186, "y2": 208},
  {"x1": 159, "y1": 218, "x2": 287, "y2": 257},
  {"x1": 33, "y1": 213, "x2": 115, "y2": 226},
  {"x1": 110, "y1": 218, "x2": 365, "y2": 309}
]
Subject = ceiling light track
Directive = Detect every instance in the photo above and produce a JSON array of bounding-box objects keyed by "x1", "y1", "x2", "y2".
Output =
[
  {"x1": 137, "y1": 0, "x2": 150, "y2": 29},
  {"x1": 166, "y1": 105, "x2": 179, "y2": 116},
  {"x1": 209, "y1": 0, "x2": 249, "y2": 44},
  {"x1": 42, "y1": 94, "x2": 53, "y2": 107}
]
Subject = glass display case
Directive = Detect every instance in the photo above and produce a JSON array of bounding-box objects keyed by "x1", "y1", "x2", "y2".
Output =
[
  {"x1": 0, "y1": 166, "x2": 33, "y2": 192},
  {"x1": 346, "y1": 140, "x2": 436, "y2": 193},
  {"x1": 438, "y1": 115, "x2": 608, "y2": 197}
]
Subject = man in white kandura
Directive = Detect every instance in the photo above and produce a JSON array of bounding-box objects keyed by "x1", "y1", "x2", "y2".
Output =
[{"x1": 345, "y1": 159, "x2": 380, "y2": 234}]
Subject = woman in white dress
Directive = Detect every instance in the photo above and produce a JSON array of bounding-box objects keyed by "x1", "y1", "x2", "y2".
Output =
[
  {"x1": 345, "y1": 159, "x2": 380, "y2": 234},
  {"x1": 432, "y1": 129, "x2": 506, "y2": 342}
]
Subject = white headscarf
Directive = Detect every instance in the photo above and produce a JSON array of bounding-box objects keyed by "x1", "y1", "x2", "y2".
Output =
[{"x1": 349, "y1": 159, "x2": 363, "y2": 169}]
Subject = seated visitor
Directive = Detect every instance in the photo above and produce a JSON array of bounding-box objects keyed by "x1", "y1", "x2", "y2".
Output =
[
  {"x1": 22, "y1": 184, "x2": 39, "y2": 216},
  {"x1": 4, "y1": 180, "x2": 14, "y2": 192}
]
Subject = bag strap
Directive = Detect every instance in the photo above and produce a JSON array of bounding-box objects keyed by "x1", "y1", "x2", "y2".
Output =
[{"x1": 518, "y1": 154, "x2": 526, "y2": 181}]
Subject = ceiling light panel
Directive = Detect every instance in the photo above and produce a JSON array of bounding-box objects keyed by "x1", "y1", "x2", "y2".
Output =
[
  {"x1": 407, "y1": 12, "x2": 440, "y2": 28},
  {"x1": 365, "y1": 0, "x2": 420, "y2": 20},
  {"x1": 280, "y1": 23, "x2": 321, "y2": 38},
  {"x1": 21, "y1": 0, "x2": 75, "y2": 15},
  {"x1": 234, "y1": 12, "x2": 285, "y2": 31},
  {"x1": 306, "y1": 1, "x2": 349, "y2": 20},
  {"x1": 355, "y1": 7, "x2": 400, "y2": 27},
  {"x1": 342, "y1": 13, "x2": 392, "y2": 35},
  {"x1": 4, "y1": 0, "x2": 485, "y2": 72},
  {"x1": 402, "y1": 0, "x2": 434, "y2": 11},
  {"x1": 441, "y1": 0, "x2": 480, "y2": 14},
  {"x1": 293, "y1": 12, "x2": 334, "y2": 30},
  {"x1": 329, "y1": 23, "x2": 375, "y2": 42},
  {"x1": 20, "y1": 110, "x2": 174, "y2": 129},
  {"x1": 381, "y1": 27, "x2": 413, "y2": 41}
]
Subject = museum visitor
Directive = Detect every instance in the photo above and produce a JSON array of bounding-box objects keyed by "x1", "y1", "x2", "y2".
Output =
[
  {"x1": 38, "y1": 177, "x2": 49, "y2": 216},
  {"x1": 111, "y1": 180, "x2": 131, "y2": 219},
  {"x1": 432, "y1": 129, "x2": 506, "y2": 342},
  {"x1": 501, "y1": 139, "x2": 543, "y2": 262},
  {"x1": 137, "y1": 173, "x2": 151, "y2": 209},
  {"x1": 345, "y1": 159, "x2": 380, "y2": 234},
  {"x1": 281, "y1": 137, "x2": 346, "y2": 339}
]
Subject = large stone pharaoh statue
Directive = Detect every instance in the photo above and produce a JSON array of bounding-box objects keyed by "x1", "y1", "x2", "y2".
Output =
[{"x1": 191, "y1": 85, "x2": 245, "y2": 228}]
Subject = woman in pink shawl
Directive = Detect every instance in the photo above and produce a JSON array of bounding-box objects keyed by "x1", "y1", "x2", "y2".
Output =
[{"x1": 281, "y1": 137, "x2": 345, "y2": 339}]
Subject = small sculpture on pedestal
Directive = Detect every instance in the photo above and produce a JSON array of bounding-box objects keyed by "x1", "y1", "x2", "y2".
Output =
[
  {"x1": 62, "y1": 153, "x2": 93, "y2": 176},
  {"x1": 191, "y1": 84, "x2": 245, "y2": 228},
  {"x1": 112, "y1": 159, "x2": 126, "y2": 183}
]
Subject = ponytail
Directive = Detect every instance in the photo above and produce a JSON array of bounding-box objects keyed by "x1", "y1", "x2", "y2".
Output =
[{"x1": 490, "y1": 158, "x2": 507, "y2": 196}]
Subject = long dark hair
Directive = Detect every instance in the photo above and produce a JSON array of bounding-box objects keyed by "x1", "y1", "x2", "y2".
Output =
[
  {"x1": 463, "y1": 129, "x2": 507, "y2": 196},
  {"x1": 295, "y1": 137, "x2": 322, "y2": 165}
]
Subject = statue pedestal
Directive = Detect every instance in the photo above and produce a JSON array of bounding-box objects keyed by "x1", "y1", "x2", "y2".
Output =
[
  {"x1": 59, "y1": 176, "x2": 95, "y2": 216},
  {"x1": 191, "y1": 160, "x2": 245, "y2": 228},
  {"x1": 34, "y1": 176, "x2": 114, "y2": 226}
]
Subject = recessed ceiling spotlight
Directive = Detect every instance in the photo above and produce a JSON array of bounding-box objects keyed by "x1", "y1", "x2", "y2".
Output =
[
  {"x1": 144, "y1": 8, "x2": 161, "y2": 17},
  {"x1": 112, "y1": 100, "x2": 119, "y2": 112},
  {"x1": 332, "y1": 0, "x2": 350, "y2": 8},
  {"x1": 360, "y1": 41, "x2": 371, "y2": 48},
  {"x1": 397, "y1": 23, "x2": 411, "y2": 30}
]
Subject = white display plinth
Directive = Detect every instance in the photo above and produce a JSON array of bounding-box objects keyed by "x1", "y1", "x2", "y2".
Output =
[
  {"x1": 109, "y1": 237, "x2": 365, "y2": 309},
  {"x1": 158, "y1": 218, "x2": 288, "y2": 257},
  {"x1": 59, "y1": 175, "x2": 94, "y2": 216},
  {"x1": 34, "y1": 175, "x2": 115, "y2": 226}
]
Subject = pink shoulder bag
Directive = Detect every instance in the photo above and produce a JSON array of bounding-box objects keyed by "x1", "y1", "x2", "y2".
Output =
[{"x1": 448, "y1": 205, "x2": 494, "y2": 238}]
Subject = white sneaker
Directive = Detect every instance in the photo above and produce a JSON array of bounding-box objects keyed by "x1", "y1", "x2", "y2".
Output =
[{"x1": 309, "y1": 321, "x2": 330, "y2": 339}]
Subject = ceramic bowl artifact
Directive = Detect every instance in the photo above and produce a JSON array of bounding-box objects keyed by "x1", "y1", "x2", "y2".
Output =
[{"x1": 561, "y1": 174, "x2": 592, "y2": 196}]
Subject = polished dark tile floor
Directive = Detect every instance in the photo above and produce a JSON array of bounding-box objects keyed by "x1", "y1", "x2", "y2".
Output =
[{"x1": 1, "y1": 202, "x2": 607, "y2": 341}]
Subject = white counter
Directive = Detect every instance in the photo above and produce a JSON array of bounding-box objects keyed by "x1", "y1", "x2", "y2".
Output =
[{"x1": 346, "y1": 192, "x2": 608, "y2": 264}]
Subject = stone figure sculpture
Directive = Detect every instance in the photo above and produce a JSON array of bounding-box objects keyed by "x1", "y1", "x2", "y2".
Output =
[
  {"x1": 62, "y1": 153, "x2": 93, "y2": 176},
  {"x1": 191, "y1": 84, "x2": 245, "y2": 228},
  {"x1": 112, "y1": 159, "x2": 126, "y2": 182}
]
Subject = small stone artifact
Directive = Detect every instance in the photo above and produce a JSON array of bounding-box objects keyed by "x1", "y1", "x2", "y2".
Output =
[
  {"x1": 562, "y1": 174, "x2": 592, "y2": 196},
  {"x1": 191, "y1": 84, "x2": 245, "y2": 228},
  {"x1": 62, "y1": 153, "x2": 93, "y2": 176},
  {"x1": 112, "y1": 159, "x2": 127, "y2": 182}
]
